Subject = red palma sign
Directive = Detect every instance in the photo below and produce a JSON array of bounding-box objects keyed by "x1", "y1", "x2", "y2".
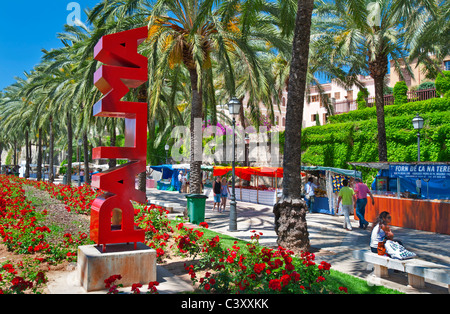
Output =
[{"x1": 90, "y1": 27, "x2": 148, "y2": 251}]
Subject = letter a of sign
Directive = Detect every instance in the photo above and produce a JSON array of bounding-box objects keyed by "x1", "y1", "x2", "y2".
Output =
[{"x1": 90, "y1": 27, "x2": 148, "y2": 251}]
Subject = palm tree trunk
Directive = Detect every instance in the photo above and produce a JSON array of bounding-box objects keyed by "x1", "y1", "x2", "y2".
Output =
[
  {"x1": 108, "y1": 119, "x2": 117, "y2": 169},
  {"x1": 28, "y1": 140, "x2": 32, "y2": 175},
  {"x1": 25, "y1": 131, "x2": 30, "y2": 178},
  {"x1": 49, "y1": 116, "x2": 54, "y2": 183},
  {"x1": 369, "y1": 54, "x2": 388, "y2": 162},
  {"x1": 67, "y1": 111, "x2": 73, "y2": 185},
  {"x1": 83, "y1": 132, "x2": 90, "y2": 185},
  {"x1": 374, "y1": 76, "x2": 388, "y2": 162},
  {"x1": 188, "y1": 68, "x2": 203, "y2": 195},
  {"x1": 37, "y1": 128, "x2": 42, "y2": 181},
  {"x1": 13, "y1": 140, "x2": 17, "y2": 166},
  {"x1": 273, "y1": 0, "x2": 314, "y2": 253},
  {"x1": 137, "y1": 85, "x2": 148, "y2": 195},
  {"x1": 238, "y1": 97, "x2": 247, "y2": 129}
]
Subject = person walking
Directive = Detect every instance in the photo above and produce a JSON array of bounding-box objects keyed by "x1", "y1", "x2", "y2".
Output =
[
  {"x1": 304, "y1": 177, "x2": 317, "y2": 213},
  {"x1": 220, "y1": 177, "x2": 230, "y2": 213},
  {"x1": 212, "y1": 177, "x2": 222, "y2": 211},
  {"x1": 354, "y1": 178, "x2": 375, "y2": 229},
  {"x1": 336, "y1": 179, "x2": 356, "y2": 231},
  {"x1": 178, "y1": 171, "x2": 183, "y2": 193}
]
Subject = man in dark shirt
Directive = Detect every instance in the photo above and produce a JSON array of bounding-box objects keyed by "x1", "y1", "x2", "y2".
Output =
[{"x1": 213, "y1": 177, "x2": 222, "y2": 211}]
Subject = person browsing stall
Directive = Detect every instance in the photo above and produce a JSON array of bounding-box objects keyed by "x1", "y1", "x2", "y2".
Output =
[
  {"x1": 354, "y1": 178, "x2": 374, "y2": 229},
  {"x1": 336, "y1": 179, "x2": 356, "y2": 231}
]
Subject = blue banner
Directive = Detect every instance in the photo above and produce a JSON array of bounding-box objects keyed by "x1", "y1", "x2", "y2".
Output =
[{"x1": 389, "y1": 164, "x2": 450, "y2": 179}]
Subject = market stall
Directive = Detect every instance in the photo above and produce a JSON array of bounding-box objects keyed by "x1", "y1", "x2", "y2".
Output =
[
  {"x1": 212, "y1": 166, "x2": 284, "y2": 206},
  {"x1": 349, "y1": 162, "x2": 450, "y2": 235},
  {"x1": 149, "y1": 164, "x2": 180, "y2": 191},
  {"x1": 149, "y1": 164, "x2": 213, "y2": 191},
  {"x1": 301, "y1": 166, "x2": 362, "y2": 215}
]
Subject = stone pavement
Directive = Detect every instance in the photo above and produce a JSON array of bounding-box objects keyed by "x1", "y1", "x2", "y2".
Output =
[{"x1": 147, "y1": 189, "x2": 450, "y2": 294}]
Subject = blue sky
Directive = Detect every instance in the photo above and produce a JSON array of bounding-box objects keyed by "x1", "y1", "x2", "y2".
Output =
[
  {"x1": 0, "y1": 1, "x2": 100, "y2": 91},
  {"x1": 0, "y1": 1, "x2": 334, "y2": 91}
]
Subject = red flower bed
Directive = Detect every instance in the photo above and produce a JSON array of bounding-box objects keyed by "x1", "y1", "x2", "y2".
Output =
[{"x1": 22, "y1": 178, "x2": 101, "y2": 215}]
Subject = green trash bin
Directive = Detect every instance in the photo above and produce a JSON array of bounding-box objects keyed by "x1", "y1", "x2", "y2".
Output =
[{"x1": 185, "y1": 194, "x2": 208, "y2": 225}]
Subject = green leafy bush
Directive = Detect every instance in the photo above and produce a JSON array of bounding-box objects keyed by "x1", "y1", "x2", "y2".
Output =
[
  {"x1": 393, "y1": 81, "x2": 408, "y2": 105},
  {"x1": 356, "y1": 88, "x2": 369, "y2": 110},
  {"x1": 417, "y1": 81, "x2": 435, "y2": 90},
  {"x1": 435, "y1": 70, "x2": 450, "y2": 97}
]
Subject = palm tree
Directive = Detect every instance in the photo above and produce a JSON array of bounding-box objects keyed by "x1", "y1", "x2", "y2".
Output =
[
  {"x1": 313, "y1": 0, "x2": 438, "y2": 162},
  {"x1": 272, "y1": 0, "x2": 314, "y2": 252},
  {"x1": 404, "y1": 0, "x2": 448, "y2": 78}
]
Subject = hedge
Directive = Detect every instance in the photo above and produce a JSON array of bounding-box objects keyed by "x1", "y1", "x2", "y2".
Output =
[
  {"x1": 299, "y1": 115, "x2": 449, "y2": 170},
  {"x1": 393, "y1": 81, "x2": 408, "y2": 106},
  {"x1": 327, "y1": 97, "x2": 449, "y2": 124},
  {"x1": 287, "y1": 97, "x2": 450, "y2": 173}
]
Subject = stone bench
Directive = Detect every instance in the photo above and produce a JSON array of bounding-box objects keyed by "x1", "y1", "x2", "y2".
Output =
[
  {"x1": 147, "y1": 199, "x2": 184, "y2": 213},
  {"x1": 353, "y1": 249, "x2": 450, "y2": 293}
]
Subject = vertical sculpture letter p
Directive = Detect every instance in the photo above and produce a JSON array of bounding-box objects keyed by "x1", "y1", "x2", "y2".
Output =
[{"x1": 90, "y1": 27, "x2": 148, "y2": 251}]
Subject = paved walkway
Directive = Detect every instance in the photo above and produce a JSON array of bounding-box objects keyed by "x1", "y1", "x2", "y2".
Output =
[{"x1": 147, "y1": 189, "x2": 450, "y2": 294}]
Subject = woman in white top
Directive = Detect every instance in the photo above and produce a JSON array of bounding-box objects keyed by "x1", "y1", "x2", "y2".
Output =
[{"x1": 370, "y1": 211, "x2": 394, "y2": 253}]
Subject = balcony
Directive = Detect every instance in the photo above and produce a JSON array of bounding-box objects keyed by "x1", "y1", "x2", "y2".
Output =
[{"x1": 333, "y1": 88, "x2": 437, "y2": 115}]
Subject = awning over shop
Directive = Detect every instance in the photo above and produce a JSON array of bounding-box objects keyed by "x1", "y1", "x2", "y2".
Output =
[
  {"x1": 149, "y1": 164, "x2": 175, "y2": 181},
  {"x1": 302, "y1": 165, "x2": 362, "y2": 178},
  {"x1": 212, "y1": 166, "x2": 285, "y2": 181},
  {"x1": 168, "y1": 164, "x2": 214, "y2": 171},
  {"x1": 348, "y1": 161, "x2": 449, "y2": 170}
]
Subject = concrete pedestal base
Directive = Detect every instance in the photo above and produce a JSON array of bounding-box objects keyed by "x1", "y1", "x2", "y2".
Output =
[{"x1": 77, "y1": 242, "x2": 156, "y2": 292}]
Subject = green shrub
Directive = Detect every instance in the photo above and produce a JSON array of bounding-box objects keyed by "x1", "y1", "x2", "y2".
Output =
[
  {"x1": 417, "y1": 81, "x2": 435, "y2": 90},
  {"x1": 435, "y1": 70, "x2": 450, "y2": 97},
  {"x1": 356, "y1": 88, "x2": 369, "y2": 110},
  {"x1": 393, "y1": 81, "x2": 408, "y2": 105},
  {"x1": 384, "y1": 86, "x2": 393, "y2": 95}
]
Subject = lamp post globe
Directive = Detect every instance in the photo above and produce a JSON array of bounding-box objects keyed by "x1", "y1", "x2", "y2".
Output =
[{"x1": 412, "y1": 114, "x2": 424, "y2": 162}]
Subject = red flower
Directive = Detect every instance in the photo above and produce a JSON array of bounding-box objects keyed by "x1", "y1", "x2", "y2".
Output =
[
  {"x1": 253, "y1": 263, "x2": 266, "y2": 275},
  {"x1": 318, "y1": 261, "x2": 331, "y2": 271},
  {"x1": 285, "y1": 262, "x2": 295, "y2": 271},
  {"x1": 104, "y1": 274, "x2": 122, "y2": 288},
  {"x1": 131, "y1": 283, "x2": 143, "y2": 294},
  {"x1": 290, "y1": 271, "x2": 300, "y2": 282},
  {"x1": 147, "y1": 281, "x2": 159, "y2": 294},
  {"x1": 281, "y1": 274, "x2": 291, "y2": 287},
  {"x1": 268, "y1": 279, "x2": 282, "y2": 292},
  {"x1": 316, "y1": 276, "x2": 326, "y2": 283},
  {"x1": 339, "y1": 286, "x2": 348, "y2": 293}
]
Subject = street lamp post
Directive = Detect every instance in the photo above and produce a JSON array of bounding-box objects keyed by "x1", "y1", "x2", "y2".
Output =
[
  {"x1": 77, "y1": 139, "x2": 82, "y2": 187},
  {"x1": 412, "y1": 113, "x2": 424, "y2": 162},
  {"x1": 227, "y1": 97, "x2": 242, "y2": 232},
  {"x1": 165, "y1": 144, "x2": 170, "y2": 164}
]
